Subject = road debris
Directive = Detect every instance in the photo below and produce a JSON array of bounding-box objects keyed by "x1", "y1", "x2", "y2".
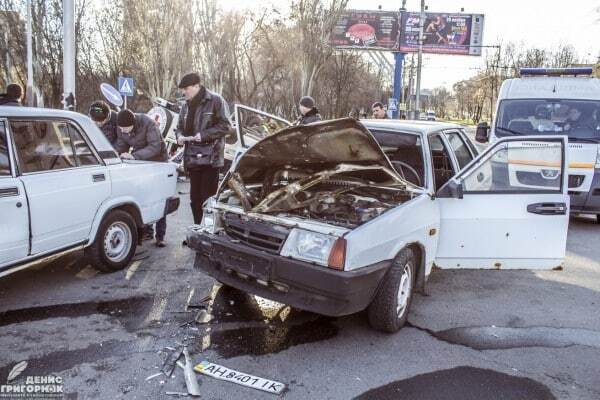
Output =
[
  {"x1": 194, "y1": 360, "x2": 286, "y2": 395},
  {"x1": 195, "y1": 309, "x2": 211, "y2": 324},
  {"x1": 145, "y1": 372, "x2": 163, "y2": 381},
  {"x1": 183, "y1": 346, "x2": 202, "y2": 397},
  {"x1": 161, "y1": 346, "x2": 184, "y2": 378}
]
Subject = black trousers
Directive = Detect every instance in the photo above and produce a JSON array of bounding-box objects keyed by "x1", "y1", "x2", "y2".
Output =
[{"x1": 189, "y1": 166, "x2": 220, "y2": 224}]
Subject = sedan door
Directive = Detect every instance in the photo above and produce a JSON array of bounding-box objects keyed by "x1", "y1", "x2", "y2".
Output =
[
  {"x1": 0, "y1": 119, "x2": 30, "y2": 270},
  {"x1": 10, "y1": 118, "x2": 111, "y2": 255},
  {"x1": 435, "y1": 136, "x2": 569, "y2": 270}
]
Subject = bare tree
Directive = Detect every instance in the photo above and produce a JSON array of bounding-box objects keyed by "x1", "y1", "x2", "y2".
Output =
[{"x1": 290, "y1": 0, "x2": 348, "y2": 96}]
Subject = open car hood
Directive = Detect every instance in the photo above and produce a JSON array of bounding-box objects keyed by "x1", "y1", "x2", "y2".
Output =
[{"x1": 232, "y1": 118, "x2": 404, "y2": 182}]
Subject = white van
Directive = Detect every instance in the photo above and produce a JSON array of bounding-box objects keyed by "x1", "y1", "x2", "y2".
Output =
[{"x1": 476, "y1": 68, "x2": 600, "y2": 221}]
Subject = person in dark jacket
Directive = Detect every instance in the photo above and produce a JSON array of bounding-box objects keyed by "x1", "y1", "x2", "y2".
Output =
[
  {"x1": 116, "y1": 109, "x2": 169, "y2": 247},
  {"x1": 295, "y1": 96, "x2": 322, "y2": 125},
  {"x1": 372, "y1": 102, "x2": 389, "y2": 119},
  {"x1": 0, "y1": 83, "x2": 23, "y2": 106},
  {"x1": 176, "y1": 72, "x2": 231, "y2": 225},
  {"x1": 88, "y1": 100, "x2": 119, "y2": 145}
]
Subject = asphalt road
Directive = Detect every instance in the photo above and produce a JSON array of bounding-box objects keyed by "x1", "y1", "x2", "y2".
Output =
[{"x1": 1, "y1": 180, "x2": 599, "y2": 400}]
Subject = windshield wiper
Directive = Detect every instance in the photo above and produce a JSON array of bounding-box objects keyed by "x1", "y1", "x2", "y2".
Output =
[{"x1": 495, "y1": 126, "x2": 524, "y2": 136}]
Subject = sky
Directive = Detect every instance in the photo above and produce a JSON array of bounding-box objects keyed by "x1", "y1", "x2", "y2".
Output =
[{"x1": 222, "y1": 0, "x2": 600, "y2": 90}]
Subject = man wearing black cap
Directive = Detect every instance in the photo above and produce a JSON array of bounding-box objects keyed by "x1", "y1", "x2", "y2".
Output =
[
  {"x1": 176, "y1": 72, "x2": 230, "y2": 225},
  {"x1": 89, "y1": 100, "x2": 119, "y2": 145},
  {"x1": 295, "y1": 96, "x2": 322, "y2": 125},
  {"x1": 115, "y1": 109, "x2": 169, "y2": 246},
  {"x1": 0, "y1": 83, "x2": 23, "y2": 106}
]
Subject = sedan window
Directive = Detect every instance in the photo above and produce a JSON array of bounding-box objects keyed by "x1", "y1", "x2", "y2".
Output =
[
  {"x1": 10, "y1": 120, "x2": 77, "y2": 173},
  {"x1": 445, "y1": 131, "x2": 473, "y2": 170},
  {"x1": 0, "y1": 121, "x2": 10, "y2": 176}
]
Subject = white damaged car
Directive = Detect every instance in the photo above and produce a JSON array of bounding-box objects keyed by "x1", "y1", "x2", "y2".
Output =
[
  {"x1": 187, "y1": 106, "x2": 569, "y2": 332},
  {"x1": 0, "y1": 107, "x2": 179, "y2": 277}
]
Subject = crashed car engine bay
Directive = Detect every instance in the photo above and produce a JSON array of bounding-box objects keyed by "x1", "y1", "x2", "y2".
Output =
[{"x1": 216, "y1": 118, "x2": 419, "y2": 228}]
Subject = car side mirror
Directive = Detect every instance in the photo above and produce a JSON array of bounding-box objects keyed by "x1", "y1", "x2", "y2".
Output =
[
  {"x1": 437, "y1": 179, "x2": 464, "y2": 199},
  {"x1": 475, "y1": 122, "x2": 490, "y2": 143}
]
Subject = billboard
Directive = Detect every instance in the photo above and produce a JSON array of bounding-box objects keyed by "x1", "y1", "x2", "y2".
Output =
[
  {"x1": 400, "y1": 12, "x2": 485, "y2": 56},
  {"x1": 331, "y1": 10, "x2": 400, "y2": 50}
]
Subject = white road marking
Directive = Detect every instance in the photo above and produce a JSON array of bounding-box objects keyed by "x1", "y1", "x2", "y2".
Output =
[
  {"x1": 185, "y1": 288, "x2": 195, "y2": 311},
  {"x1": 75, "y1": 265, "x2": 98, "y2": 279},
  {"x1": 125, "y1": 260, "x2": 142, "y2": 280}
]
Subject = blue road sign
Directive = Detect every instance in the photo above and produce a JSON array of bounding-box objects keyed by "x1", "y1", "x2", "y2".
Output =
[
  {"x1": 118, "y1": 77, "x2": 135, "y2": 97},
  {"x1": 388, "y1": 97, "x2": 398, "y2": 112}
]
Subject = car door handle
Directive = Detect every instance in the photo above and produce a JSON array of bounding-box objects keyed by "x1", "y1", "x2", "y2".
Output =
[
  {"x1": 527, "y1": 202, "x2": 567, "y2": 215},
  {"x1": 92, "y1": 173, "x2": 106, "y2": 182},
  {"x1": 0, "y1": 187, "x2": 19, "y2": 198}
]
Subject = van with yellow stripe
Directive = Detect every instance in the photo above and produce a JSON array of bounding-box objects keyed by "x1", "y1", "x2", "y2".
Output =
[{"x1": 476, "y1": 68, "x2": 600, "y2": 221}]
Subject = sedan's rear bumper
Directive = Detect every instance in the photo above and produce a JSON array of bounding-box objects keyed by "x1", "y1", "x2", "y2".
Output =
[{"x1": 187, "y1": 229, "x2": 390, "y2": 317}]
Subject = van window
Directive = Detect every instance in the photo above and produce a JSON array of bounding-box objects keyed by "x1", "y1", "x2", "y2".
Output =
[{"x1": 496, "y1": 99, "x2": 600, "y2": 142}]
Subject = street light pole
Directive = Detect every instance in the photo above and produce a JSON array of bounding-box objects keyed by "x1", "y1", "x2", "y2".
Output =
[
  {"x1": 62, "y1": 0, "x2": 75, "y2": 110},
  {"x1": 414, "y1": 0, "x2": 425, "y2": 119},
  {"x1": 26, "y1": 0, "x2": 33, "y2": 106}
]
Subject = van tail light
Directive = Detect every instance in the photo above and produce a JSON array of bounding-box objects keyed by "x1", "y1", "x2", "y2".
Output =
[{"x1": 327, "y1": 238, "x2": 346, "y2": 270}]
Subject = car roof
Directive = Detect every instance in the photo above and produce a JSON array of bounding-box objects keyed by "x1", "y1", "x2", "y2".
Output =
[
  {"x1": 0, "y1": 106, "x2": 119, "y2": 159},
  {"x1": 0, "y1": 106, "x2": 86, "y2": 121},
  {"x1": 499, "y1": 76, "x2": 600, "y2": 100},
  {"x1": 361, "y1": 119, "x2": 464, "y2": 135}
]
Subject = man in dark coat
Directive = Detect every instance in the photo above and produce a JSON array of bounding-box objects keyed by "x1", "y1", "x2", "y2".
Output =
[
  {"x1": 89, "y1": 100, "x2": 119, "y2": 146},
  {"x1": 295, "y1": 96, "x2": 322, "y2": 125},
  {"x1": 372, "y1": 102, "x2": 389, "y2": 119},
  {"x1": 115, "y1": 109, "x2": 169, "y2": 246},
  {"x1": 176, "y1": 72, "x2": 231, "y2": 225},
  {"x1": 0, "y1": 83, "x2": 23, "y2": 106}
]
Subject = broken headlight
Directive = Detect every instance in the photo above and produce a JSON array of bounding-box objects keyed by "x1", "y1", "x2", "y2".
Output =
[
  {"x1": 200, "y1": 198, "x2": 220, "y2": 234},
  {"x1": 280, "y1": 229, "x2": 337, "y2": 266}
]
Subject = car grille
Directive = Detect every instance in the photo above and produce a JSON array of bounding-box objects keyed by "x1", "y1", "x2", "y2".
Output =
[
  {"x1": 568, "y1": 175, "x2": 585, "y2": 188},
  {"x1": 223, "y1": 213, "x2": 290, "y2": 253}
]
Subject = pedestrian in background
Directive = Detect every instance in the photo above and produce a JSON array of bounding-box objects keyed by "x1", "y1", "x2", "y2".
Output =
[
  {"x1": 295, "y1": 96, "x2": 322, "y2": 125},
  {"x1": 371, "y1": 102, "x2": 389, "y2": 119},
  {"x1": 0, "y1": 83, "x2": 23, "y2": 106},
  {"x1": 176, "y1": 72, "x2": 231, "y2": 225},
  {"x1": 115, "y1": 109, "x2": 169, "y2": 247},
  {"x1": 89, "y1": 100, "x2": 119, "y2": 146}
]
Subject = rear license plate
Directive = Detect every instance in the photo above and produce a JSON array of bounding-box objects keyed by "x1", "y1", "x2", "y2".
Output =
[{"x1": 194, "y1": 361, "x2": 286, "y2": 395}]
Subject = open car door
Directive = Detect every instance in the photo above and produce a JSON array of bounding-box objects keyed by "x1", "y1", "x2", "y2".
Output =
[
  {"x1": 234, "y1": 105, "x2": 291, "y2": 149},
  {"x1": 435, "y1": 136, "x2": 569, "y2": 270},
  {"x1": 228, "y1": 105, "x2": 292, "y2": 169}
]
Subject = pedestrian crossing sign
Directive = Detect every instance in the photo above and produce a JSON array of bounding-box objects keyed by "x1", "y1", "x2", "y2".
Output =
[{"x1": 118, "y1": 77, "x2": 135, "y2": 97}]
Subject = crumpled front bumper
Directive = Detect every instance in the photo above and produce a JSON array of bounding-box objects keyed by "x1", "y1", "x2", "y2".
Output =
[{"x1": 186, "y1": 228, "x2": 390, "y2": 317}]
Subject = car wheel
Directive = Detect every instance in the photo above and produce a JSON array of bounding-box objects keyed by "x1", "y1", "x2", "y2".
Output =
[
  {"x1": 367, "y1": 248, "x2": 415, "y2": 333},
  {"x1": 596, "y1": 215, "x2": 600, "y2": 224},
  {"x1": 86, "y1": 210, "x2": 138, "y2": 273}
]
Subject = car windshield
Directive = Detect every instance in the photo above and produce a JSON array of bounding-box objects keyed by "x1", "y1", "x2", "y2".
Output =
[{"x1": 496, "y1": 99, "x2": 600, "y2": 142}]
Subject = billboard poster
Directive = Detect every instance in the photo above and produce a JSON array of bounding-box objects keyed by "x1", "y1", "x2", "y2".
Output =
[
  {"x1": 399, "y1": 12, "x2": 485, "y2": 56},
  {"x1": 331, "y1": 10, "x2": 400, "y2": 50}
]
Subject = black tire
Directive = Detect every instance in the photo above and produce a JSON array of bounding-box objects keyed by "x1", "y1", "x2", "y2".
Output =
[
  {"x1": 596, "y1": 215, "x2": 600, "y2": 224},
  {"x1": 367, "y1": 248, "x2": 416, "y2": 333},
  {"x1": 85, "y1": 210, "x2": 138, "y2": 273}
]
